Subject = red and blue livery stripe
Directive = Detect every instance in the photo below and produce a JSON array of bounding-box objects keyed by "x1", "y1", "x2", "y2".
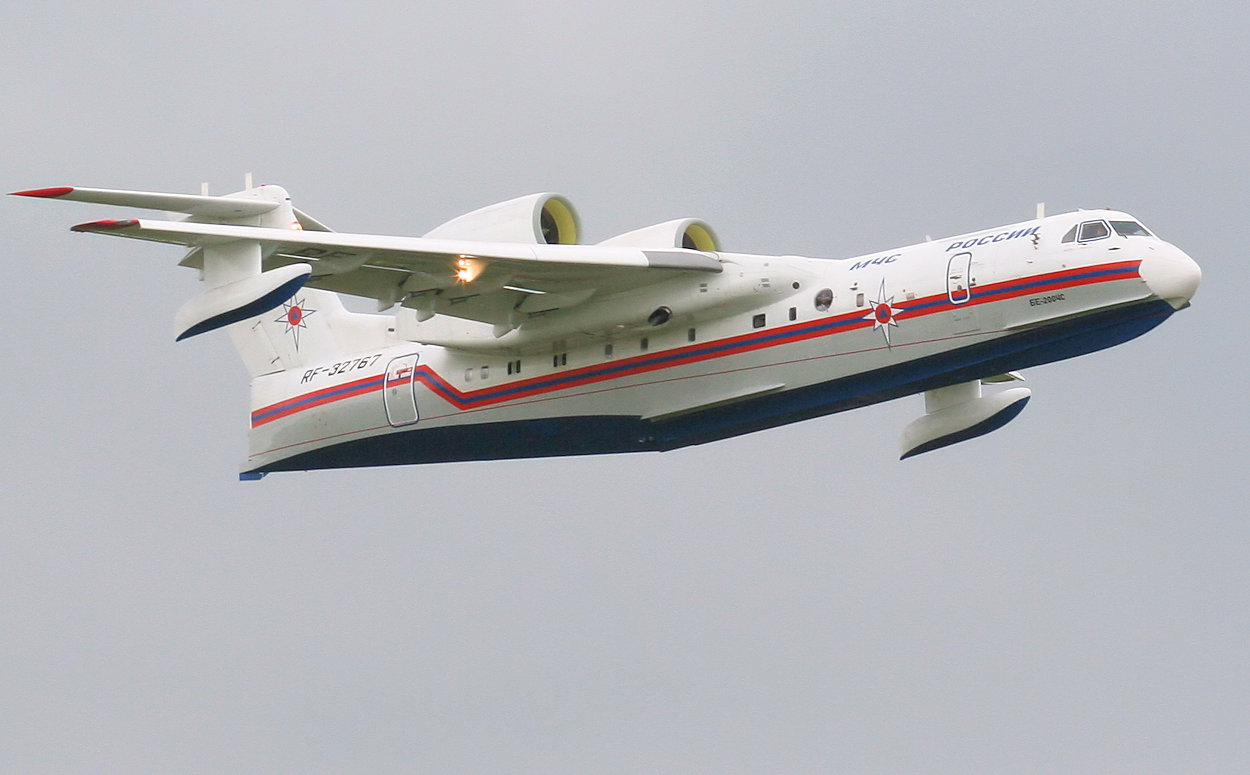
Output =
[{"x1": 251, "y1": 260, "x2": 1142, "y2": 428}]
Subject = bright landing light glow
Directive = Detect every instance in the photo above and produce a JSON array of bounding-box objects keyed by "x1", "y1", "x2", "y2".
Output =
[{"x1": 455, "y1": 256, "x2": 479, "y2": 283}]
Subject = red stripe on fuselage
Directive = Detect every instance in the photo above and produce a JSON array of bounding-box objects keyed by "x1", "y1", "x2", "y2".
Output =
[{"x1": 250, "y1": 260, "x2": 1142, "y2": 427}]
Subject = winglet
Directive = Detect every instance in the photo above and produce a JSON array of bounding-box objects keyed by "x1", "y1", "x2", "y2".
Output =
[
  {"x1": 11, "y1": 187, "x2": 75, "y2": 198},
  {"x1": 71, "y1": 218, "x2": 139, "y2": 232}
]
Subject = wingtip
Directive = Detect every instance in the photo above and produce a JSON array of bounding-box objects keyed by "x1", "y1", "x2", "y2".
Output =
[
  {"x1": 70, "y1": 218, "x2": 139, "y2": 232},
  {"x1": 10, "y1": 186, "x2": 75, "y2": 198}
]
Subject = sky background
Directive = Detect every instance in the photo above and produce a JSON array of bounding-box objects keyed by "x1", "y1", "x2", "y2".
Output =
[{"x1": 2, "y1": 2, "x2": 1247, "y2": 772}]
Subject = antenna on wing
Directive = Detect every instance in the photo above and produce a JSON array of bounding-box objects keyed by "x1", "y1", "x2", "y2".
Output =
[
  {"x1": 244, "y1": 172, "x2": 254, "y2": 191},
  {"x1": 1036, "y1": 202, "x2": 1045, "y2": 219}
]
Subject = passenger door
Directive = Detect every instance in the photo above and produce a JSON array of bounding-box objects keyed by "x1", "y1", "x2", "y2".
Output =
[
  {"x1": 947, "y1": 251, "x2": 973, "y2": 304},
  {"x1": 383, "y1": 354, "x2": 420, "y2": 427}
]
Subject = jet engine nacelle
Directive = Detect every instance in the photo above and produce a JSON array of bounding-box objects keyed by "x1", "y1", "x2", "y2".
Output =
[
  {"x1": 599, "y1": 218, "x2": 720, "y2": 251},
  {"x1": 423, "y1": 192, "x2": 580, "y2": 245},
  {"x1": 899, "y1": 381, "x2": 1031, "y2": 459}
]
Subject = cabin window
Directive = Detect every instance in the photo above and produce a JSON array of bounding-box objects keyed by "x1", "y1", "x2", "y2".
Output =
[
  {"x1": 480, "y1": 365, "x2": 489, "y2": 380},
  {"x1": 856, "y1": 292, "x2": 865, "y2": 307},
  {"x1": 1111, "y1": 220, "x2": 1151, "y2": 237},
  {"x1": 687, "y1": 328, "x2": 696, "y2": 342},
  {"x1": 604, "y1": 343, "x2": 614, "y2": 359},
  {"x1": 814, "y1": 288, "x2": 833, "y2": 312},
  {"x1": 464, "y1": 368, "x2": 473, "y2": 382},
  {"x1": 752, "y1": 313, "x2": 766, "y2": 329},
  {"x1": 640, "y1": 337, "x2": 649, "y2": 351},
  {"x1": 788, "y1": 306, "x2": 797, "y2": 321},
  {"x1": 552, "y1": 353, "x2": 567, "y2": 367},
  {"x1": 1077, "y1": 220, "x2": 1110, "y2": 242},
  {"x1": 505, "y1": 359, "x2": 521, "y2": 375}
]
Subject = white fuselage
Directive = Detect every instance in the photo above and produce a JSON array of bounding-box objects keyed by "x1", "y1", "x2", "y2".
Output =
[{"x1": 242, "y1": 209, "x2": 1199, "y2": 474}]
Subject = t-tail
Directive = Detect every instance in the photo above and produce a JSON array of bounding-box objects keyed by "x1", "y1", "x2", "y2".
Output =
[{"x1": 12, "y1": 181, "x2": 385, "y2": 378}]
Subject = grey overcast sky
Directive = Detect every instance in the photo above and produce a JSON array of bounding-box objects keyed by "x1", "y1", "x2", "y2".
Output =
[{"x1": 2, "y1": 2, "x2": 1248, "y2": 773}]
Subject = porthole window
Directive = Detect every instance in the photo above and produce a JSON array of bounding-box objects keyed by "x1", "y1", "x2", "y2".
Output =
[{"x1": 815, "y1": 288, "x2": 833, "y2": 312}]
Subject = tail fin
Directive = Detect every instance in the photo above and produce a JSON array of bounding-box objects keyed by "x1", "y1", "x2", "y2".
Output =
[{"x1": 13, "y1": 180, "x2": 391, "y2": 377}]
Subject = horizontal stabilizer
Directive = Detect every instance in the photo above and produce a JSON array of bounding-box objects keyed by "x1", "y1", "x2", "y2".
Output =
[
  {"x1": 12, "y1": 186, "x2": 280, "y2": 218},
  {"x1": 174, "y1": 264, "x2": 311, "y2": 341}
]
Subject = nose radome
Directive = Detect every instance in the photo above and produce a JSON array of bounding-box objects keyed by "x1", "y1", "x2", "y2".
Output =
[{"x1": 1139, "y1": 246, "x2": 1201, "y2": 309}]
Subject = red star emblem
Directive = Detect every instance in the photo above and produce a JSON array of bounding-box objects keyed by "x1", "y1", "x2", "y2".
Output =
[
  {"x1": 863, "y1": 279, "x2": 901, "y2": 346},
  {"x1": 275, "y1": 296, "x2": 316, "y2": 349}
]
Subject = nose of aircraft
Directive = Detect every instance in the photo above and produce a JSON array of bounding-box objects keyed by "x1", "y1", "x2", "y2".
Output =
[{"x1": 1139, "y1": 245, "x2": 1201, "y2": 309}]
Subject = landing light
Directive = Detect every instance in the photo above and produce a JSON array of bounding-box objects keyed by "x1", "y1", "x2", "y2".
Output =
[{"x1": 455, "y1": 256, "x2": 480, "y2": 283}]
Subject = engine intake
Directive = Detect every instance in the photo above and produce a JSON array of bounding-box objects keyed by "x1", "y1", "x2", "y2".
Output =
[{"x1": 599, "y1": 218, "x2": 720, "y2": 251}]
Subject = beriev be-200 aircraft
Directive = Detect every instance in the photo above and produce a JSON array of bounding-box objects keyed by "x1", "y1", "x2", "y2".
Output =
[{"x1": 13, "y1": 181, "x2": 1201, "y2": 479}]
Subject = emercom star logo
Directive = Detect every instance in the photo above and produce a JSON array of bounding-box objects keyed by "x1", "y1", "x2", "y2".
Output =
[
  {"x1": 275, "y1": 296, "x2": 316, "y2": 349},
  {"x1": 863, "y1": 278, "x2": 901, "y2": 346}
]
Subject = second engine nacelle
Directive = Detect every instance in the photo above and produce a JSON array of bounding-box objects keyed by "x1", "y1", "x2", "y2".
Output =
[
  {"x1": 599, "y1": 218, "x2": 720, "y2": 251},
  {"x1": 423, "y1": 192, "x2": 580, "y2": 244}
]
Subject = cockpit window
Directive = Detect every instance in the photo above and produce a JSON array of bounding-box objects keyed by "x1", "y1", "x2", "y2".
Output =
[
  {"x1": 1077, "y1": 220, "x2": 1110, "y2": 242},
  {"x1": 1110, "y1": 220, "x2": 1152, "y2": 237},
  {"x1": 1061, "y1": 225, "x2": 1079, "y2": 243}
]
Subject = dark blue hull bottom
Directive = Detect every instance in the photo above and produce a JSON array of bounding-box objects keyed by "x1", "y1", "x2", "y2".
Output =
[{"x1": 252, "y1": 300, "x2": 1175, "y2": 473}]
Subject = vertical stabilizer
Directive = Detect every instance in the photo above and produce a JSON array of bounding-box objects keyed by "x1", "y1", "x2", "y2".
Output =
[{"x1": 14, "y1": 180, "x2": 395, "y2": 377}]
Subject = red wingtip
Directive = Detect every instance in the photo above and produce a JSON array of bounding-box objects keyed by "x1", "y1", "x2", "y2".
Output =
[
  {"x1": 10, "y1": 186, "x2": 75, "y2": 198},
  {"x1": 71, "y1": 218, "x2": 139, "y2": 232}
]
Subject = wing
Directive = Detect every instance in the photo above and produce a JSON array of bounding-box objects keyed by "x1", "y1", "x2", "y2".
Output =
[{"x1": 69, "y1": 218, "x2": 723, "y2": 326}]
